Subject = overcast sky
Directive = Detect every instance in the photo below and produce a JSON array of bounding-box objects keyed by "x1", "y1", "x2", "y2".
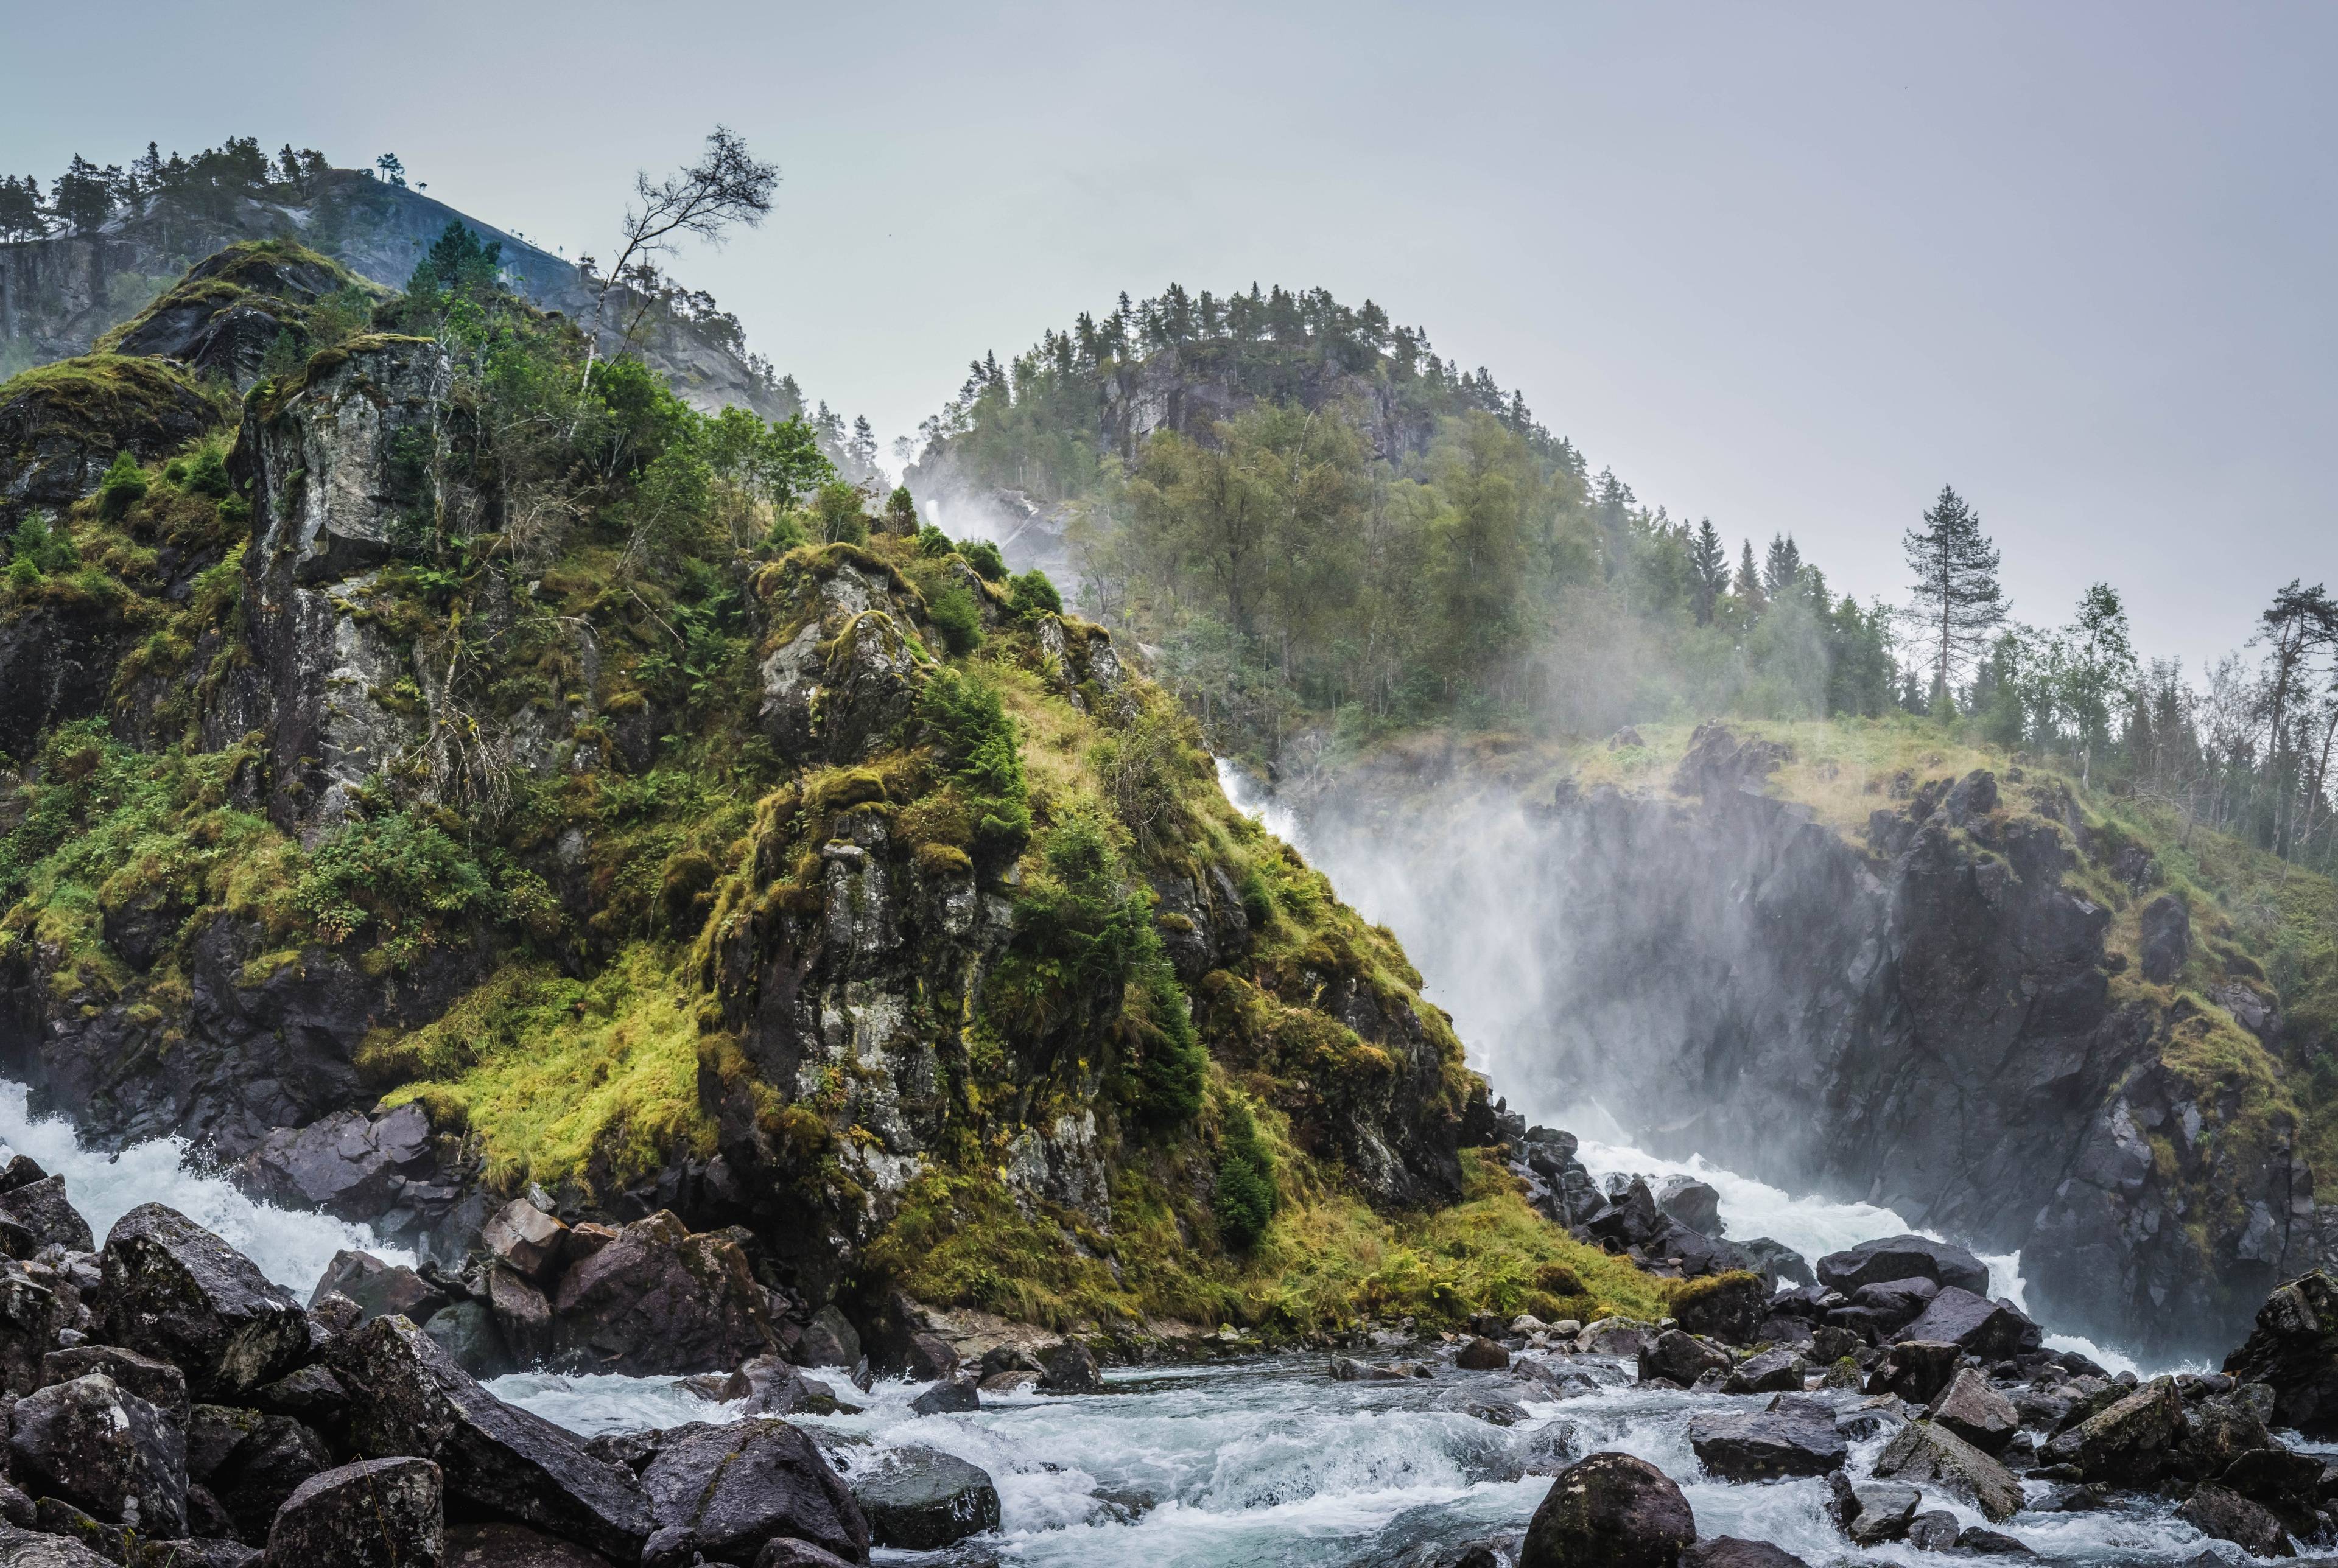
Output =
[{"x1": 5, "y1": 1, "x2": 2330, "y2": 669}]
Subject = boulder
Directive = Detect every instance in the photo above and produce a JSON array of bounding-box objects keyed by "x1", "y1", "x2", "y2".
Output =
[
  {"x1": 8, "y1": 1373, "x2": 188, "y2": 1536},
  {"x1": 2171, "y1": 1392, "x2": 2275, "y2": 1480},
  {"x1": 1864, "y1": 1341, "x2": 1963, "y2": 1405},
  {"x1": 907, "y1": 1376, "x2": 979, "y2": 1417},
  {"x1": 1456, "y1": 1337, "x2": 1511, "y2": 1370},
  {"x1": 1737, "y1": 1240, "x2": 1813, "y2": 1291},
  {"x1": 1894, "y1": 1288, "x2": 2042, "y2": 1359},
  {"x1": 1928, "y1": 1367, "x2": 2020, "y2": 1455},
  {"x1": 2220, "y1": 1445, "x2": 2323, "y2": 1514},
  {"x1": 335, "y1": 1314, "x2": 652, "y2": 1563},
  {"x1": 1520, "y1": 1451, "x2": 1696, "y2": 1568},
  {"x1": 0, "y1": 1178, "x2": 93, "y2": 1254},
  {"x1": 1640, "y1": 1331, "x2": 1730, "y2": 1388},
  {"x1": 482, "y1": 1200, "x2": 567, "y2": 1289},
  {"x1": 1721, "y1": 1347, "x2": 1806, "y2": 1396},
  {"x1": 798, "y1": 1306, "x2": 861, "y2": 1369},
  {"x1": 1670, "y1": 1273, "x2": 1768, "y2": 1344},
  {"x1": 1830, "y1": 1475, "x2": 1920, "y2": 1544},
  {"x1": 0, "y1": 1522, "x2": 119, "y2": 1565},
  {"x1": 2223, "y1": 1271, "x2": 2338, "y2": 1436},
  {"x1": 1656, "y1": 1177, "x2": 1723, "y2": 1237},
  {"x1": 845, "y1": 1444, "x2": 1000, "y2": 1550},
  {"x1": 1037, "y1": 1339, "x2": 1101, "y2": 1393},
  {"x1": 263, "y1": 1457, "x2": 443, "y2": 1568},
  {"x1": 636, "y1": 1419, "x2": 867, "y2": 1564},
  {"x1": 1905, "y1": 1510, "x2": 1961, "y2": 1549},
  {"x1": 1328, "y1": 1356, "x2": 1414, "y2": 1383},
  {"x1": 443, "y1": 1521, "x2": 622, "y2": 1566},
  {"x1": 1873, "y1": 1421, "x2": 2023, "y2": 1521},
  {"x1": 2140, "y1": 892, "x2": 2191, "y2": 982},
  {"x1": 40, "y1": 1345, "x2": 188, "y2": 1428},
  {"x1": 206, "y1": 1412, "x2": 335, "y2": 1544},
  {"x1": 1680, "y1": 1541, "x2": 1809, "y2": 1568},
  {"x1": 486, "y1": 1267, "x2": 552, "y2": 1367},
  {"x1": 236, "y1": 1106, "x2": 436, "y2": 1225},
  {"x1": 1954, "y1": 1525, "x2": 2035, "y2": 1556},
  {"x1": 1847, "y1": 1276, "x2": 1937, "y2": 1331},
  {"x1": 547, "y1": 1213, "x2": 776, "y2": 1375},
  {"x1": 1815, "y1": 1236, "x2": 1990, "y2": 1297},
  {"x1": 100, "y1": 1206, "x2": 308, "y2": 1400},
  {"x1": 2038, "y1": 1375, "x2": 2187, "y2": 1486},
  {"x1": 752, "y1": 1542, "x2": 856, "y2": 1568},
  {"x1": 424, "y1": 1300, "x2": 516, "y2": 1379},
  {"x1": 1577, "y1": 1318, "x2": 1660, "y2": 1359},
  {"x1": 2177, "y1": 1483, "x2": 2293, "y2": 1559},
  {"x1": 1688, "y1": 1395, "x2": 1845, "y2": 1480}
]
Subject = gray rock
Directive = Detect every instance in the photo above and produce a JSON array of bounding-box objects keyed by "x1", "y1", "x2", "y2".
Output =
[
  {"x1": 1640, "y1": 1330, "x2": 1730, "y2": 1388},
  {"x1": 0, "y1": 1178, "x2": 92, "y2": 1255},
  {"x1": 424, "y1": 1300, "x2": 516, "y2": 1379},
  {"x1": 908, "y1": 1375, "x2": 980, "y2": 1416},
  {"x1": 262, "y1": 1457, "x2": 443, "y2": 1568},
  {"x1": 1738, "y1": 1239, "x2": 1814, "y2": 1290},
  {"x1": 2178, "y1": 1483, "x2": 2292, "y2": 1559},
  {"x1": 546, "y1": 1212, "x2": 777, "y2": 1376},
  {"x1": 236, "y1": 1106, "x2": 436, "y2": 1225},
  {"x1": 1904, "y1": 1508, "x2": 1961, "y2": 1549},
  {"x1": 481, "y1": 1200, "x2": 567, "y2": 1287},
  {"x1": 39, "y1": 1345, "x2": 187, "y2": 1429},
  {"x1": 1689, "y1": 1395, "x2": 1846, "y2": 1480},
  {"x1": 1722, "y1": 1346, "x2": 1806, "y2": 1396},
  {"x1": 206, "y1": 1412, "x2": 335, "y2": 1544},
  {"x1": 1520, "y1": 1451, "x2": 1696, "y2": 1568},
  {"x1": 1037, "y1": 1339, "x2": 1101, "y2": 1393},
  {"x1": 799, "y1": 1305, "x2": 862, "y2": 1368},
  {"x1": 308, "y1": 1252, "x2": 449, "y2": 1326},
  {"x1": 1954, "y1": 1526, "x2": 2036, "y2": 1555},
  {"x1": 846, "y1": 1443, "x2": 1002, "y2": 1550},
  {"x1": 1456, "y1": 1336, "x2": 1511, "y2": 1370},
  {"x1": 2037, "y1": 1374, "x2": 2186, "y2": 1486},
  {"x1": 1657, "y1": 1177, "x2": 1724, "y2": 1237},
  {"x1": 8, "y1": 1373, "x2": 188, "y2": 1536},
  {"x1": 1873, "y1": 1420, "x2": 2023, "y2": 1521},
  {"x1": 0, "y1": 1521, "x2": 121, "y2": 1565},
  {"x1": 1682, "y1": 1540, "x2": 1810, "y2": 1568},
  {"x1": 1835, "y1": 1477, "x2": 1920, "y2": 1544},
  {"x1": 100, "y1": 1205, "x2": 308, "y2": 1401},
  {"x1": 1816, "y1": 1236, "x2": 1990, "y2": 1297},
  {"x1": 1928, "y1": 1367, "x2": 2020, "y2": 1454},
  {"x1": 1895, "y1": 1288, "x2": 2043, "y2": 1359},
  {"x1": 1866, "y1": 1341, "x2": 1963, "y2": 1404},
  {"x1": 637, "y1": 1418, "x2": 868, "y2": 1563},
  {"x1": 2140, "y1": 892, "x2": 2191, "y2": 982}
]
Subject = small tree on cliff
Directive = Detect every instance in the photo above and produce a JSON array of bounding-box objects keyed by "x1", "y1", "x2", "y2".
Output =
[{"x1": 1903, "y1": 484, "x2": 2008, "y2": 707}]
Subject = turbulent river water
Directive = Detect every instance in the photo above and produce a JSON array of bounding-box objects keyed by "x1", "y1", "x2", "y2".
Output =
[{"x1": 0, "y1": 772, "x2": 2243, "y2": 1564}]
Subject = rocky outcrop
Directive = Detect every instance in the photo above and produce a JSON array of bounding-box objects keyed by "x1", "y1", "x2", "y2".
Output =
[{"x1": 0, "y1": 355, "x2": 220, "y2": 528}]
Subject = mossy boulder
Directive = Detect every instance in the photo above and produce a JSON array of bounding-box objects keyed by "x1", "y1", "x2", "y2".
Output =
[{"x1": 0, "y1": 355, "x2": 220, "y2": 525}]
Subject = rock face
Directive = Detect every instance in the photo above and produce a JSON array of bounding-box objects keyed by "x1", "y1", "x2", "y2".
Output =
[
  {"x1": 1520, "y1": 1451, "x2": 1696, "y2": 1568},
  {"x1": 2224, "y1": 1269, "x2": 2338, "y2": 1435},
  {"x1": 101, "y1": 1205, "x2": 309, "y2": 1400},
  {"x1": 1307, "y1": 737, "x2": 2300, "y2": 1357},
  {"x1": 0, "y1": 355, "x2": 220, "y2": 529}
]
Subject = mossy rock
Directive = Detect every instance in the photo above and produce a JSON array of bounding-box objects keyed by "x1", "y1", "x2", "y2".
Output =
[{"x1": 0, "y1": 355, "x2": 222, "y2": 524}]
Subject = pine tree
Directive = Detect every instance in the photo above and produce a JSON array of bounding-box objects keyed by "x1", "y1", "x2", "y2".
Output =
[
  {"x1": 50, "y1": 155, "x2": 113, "y2": 235},
  {"x1": 1733, "y1": 539, "x2": 1768, "y2": 621},
  {"x1": 1903, "y1": 485, "x2": 2008, "y2": 705},
  {"x1": 1688, "y1": 519, "x2": 1727, "y2": 625},
  {"x1": 1761, "y1": 533, "x2": 1803, "y2": 598}
]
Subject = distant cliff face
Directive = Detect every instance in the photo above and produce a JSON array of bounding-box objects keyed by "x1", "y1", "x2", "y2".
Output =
[
  {"x1": 0, "y1": 170, "x2": 791, "y2": 422},
  {"x1": 1296, "y1": 724, "x2": 2319, "y2": 1361}
]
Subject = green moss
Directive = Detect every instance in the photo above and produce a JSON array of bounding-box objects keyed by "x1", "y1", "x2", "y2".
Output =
[{"x1": 0, "y1": 354, "x2": 223, "y2": 447}]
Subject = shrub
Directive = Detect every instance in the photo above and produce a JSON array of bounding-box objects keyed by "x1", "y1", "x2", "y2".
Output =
[
  {"x1": 960, "y1": 538, "x2": 1005, "y2": 581},
  {"x1": 915, "y1": 525, "x2": 953, "y2": 558},
  {"x1": 6, "y1": 511, "x2": 79, "y2": 577},
  {"x1": 96, "y1": 452, "x2": 147, "y2": 520},
  {"x1": 929, "y1": 582, "x2": 982, "y2": 657},
  {"x1": 813, "y1": 480, "x2": 868, "y2": 544},
  {"x1": 184, "y1": 440, "x2": 232, "y2": 499},
  {"x1": 917, "y1": 668, "x2": 1028, "y2": 866},
  {"x1": 295, "y1": 810, "x2": 493, "y2": 962},
  {"x1": 1118, "y1": 957, "x2": 1205, "y2": 1127},
  {"x1": 1008, "y1": 569, "x2": 1062, "y2": 621},
  {"x1": 1215, "y1": 1096, "x2": 1277, "y2": 1249},
  {"x1": 885, "y1": 485, "x2": 917, "y2": 531}
]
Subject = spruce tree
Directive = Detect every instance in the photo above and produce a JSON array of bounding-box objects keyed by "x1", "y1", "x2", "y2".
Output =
[
  {"x1": 1762, "y1": 533, "x2": 1803, "y2": 598},
  {"x1": 1688, "y1": 519, "x2": 1727, "y2": 625},
  {"x1": 1903, "y1": 484, "x2": 2008, "y2": 705},
  {"x1": 1733, "y1": 539, "x2": 1767, "y2": 621}
]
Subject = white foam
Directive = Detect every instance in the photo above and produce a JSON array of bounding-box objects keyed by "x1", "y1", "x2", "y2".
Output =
[{"x1": 0, "y1": 1079, "x2": 411, "y2": 1297}]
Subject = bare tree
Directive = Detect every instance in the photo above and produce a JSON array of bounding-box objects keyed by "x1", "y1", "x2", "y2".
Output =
[{"x1": 577, "y1": 127, "x2": 779, "y2": 390}]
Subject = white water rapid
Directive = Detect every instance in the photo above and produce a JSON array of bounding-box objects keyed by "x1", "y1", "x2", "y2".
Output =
[{"x1": 0, "y1": 769, "x2": 2223, "y2": 1565}]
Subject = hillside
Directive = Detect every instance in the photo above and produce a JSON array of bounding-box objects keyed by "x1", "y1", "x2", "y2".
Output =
[
  {"x1": 0, "y1": 239, "x2": 1681, "y2": 1355},
  {"x1": 1278, "y1": 716, "x2": 2338, "y2": 1356}
]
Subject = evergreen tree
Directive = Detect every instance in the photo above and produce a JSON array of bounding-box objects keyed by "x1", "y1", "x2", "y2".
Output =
[
  {"x1": 1903, "y1": 484, "x2": 2008, "y2": 705},
  {"x1": 1761, "y1": 533, "x2": 1803, "y2": 597},
  {"x1": 49, "y1": 155, "x2": 113, "y2": 235},
  {"x1": 1688, "y1": 519, "x2": 1727, "y2": 626},
  {"x1": 374, "y1": 153, "x2": 407, "y2": 187},
  {"x1": 0, "y1": 175, "x2": 45, "y2": 242},
  {"x1": 1733, "y1": 539, "x2": 1768, "y2": 621}
]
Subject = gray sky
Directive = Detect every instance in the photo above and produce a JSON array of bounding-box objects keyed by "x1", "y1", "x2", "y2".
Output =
[{"x1": 4, "y1": 0, "x2": 2330, "y2": 670}]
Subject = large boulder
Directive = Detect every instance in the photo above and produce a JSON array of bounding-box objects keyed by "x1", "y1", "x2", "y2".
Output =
[
  {"x1": 1520, "y1": 1451, "x2": 1696, "y2": 1568},
  {"x1": 1737, "y1": 1240, "x2": 1814, "y2": 1291},
  {"x1": 7, "y1": 1373, "x2": 188, "y2": 1537},
  {"x1": 2038, "y1": 1375, "x2": 2188, "y2": 1486},
  {"x1": 2139, "y1": 892, "x2": 2191, "y2": 982},
  {"x1": 0, "y1": 1178, "x2": 93, "y2": 1255},
  {"x1": 1721, "y1": 1347, "x2": 1806, "y2": 1396},
  {"x1": 335, "y1": 1314, "x2": 652, "y2": 1563},
  {"x1": 481, "y1": 1200, "x2": 567, "y2": 1289},
  {"x1": 1688, "y1": 1395, "x2": 1846, "y2": 1481},
  {"x1": 1815, "y1": 1236, "x2": 1989, "y2": 1297},
  {"x1": 1656, "y1": 1177, "x2": 1723, "y2": 1237},
  {"x1": 308, "y1": 1251, "x2": 448, "y2": 1325},
  {"x1": 263, "y1": 1457, "x2": 443, "y2": 1568},
  {"x1": 100, "y1": 1205, "x2": 308, "y2": 1400},
  {"x1": 235, "y1": 1105, "x2": 436, "y2": 1225},
  {"x1": 1927, "y1": 1367, "x2": 2019, "y2": 1455},
  {"x1": 845, "y1": 1445, "x2": 1000, "y2": 1551},
  {"x1": 40, "y1": 1345, "x2": 188, "y2": 1429},
  {"x1": 1669, "y1": 1273, "x2": 1768, "y2": 1344},
  {"x1": 204, "y1": 1412, "x2": 335, "y2": 1544},
  {"x1": 1639, "y1": 1330, "x2": 1729, "y2": 1388},
  {"x1": 2178, "y1": 1483, "x2": 2293, "y2": 1559},
  {"x1": 1036, "y1": 1339, "x2": 1101, "y2": 1394},
  {"x1": 635, "y1": 1419, "x2": 868, "y2": 1564},
  {"x1": 547, "y1": 1213, "x2": 777, "y2": 1375},
  {"x1": 1872, "y1": 1421, "x2": 2023, "y2": 1522},
  {"x1": 1894, "y1": 1287, "x2": 2042, "y2": 1359},
  {"x1": 1681, "y1": 1541, "x2": 1809, "y2": 1568},
  {"x1": 1864, "y1": 1341, "x2": 1963, "y2": 1405},
  {"x1": 0, "y1": 1525, "x2": 115, "y2": 1565},
  {"x1": 2224, "y1": 1270, "x2": 2338, "y2": 1435}
]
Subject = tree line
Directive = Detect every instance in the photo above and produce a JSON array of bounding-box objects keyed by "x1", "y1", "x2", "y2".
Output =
[{"x1": 0, "y1": 137, "x2": 337, "y2": 243}]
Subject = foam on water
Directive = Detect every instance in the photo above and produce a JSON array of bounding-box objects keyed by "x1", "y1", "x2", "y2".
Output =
[{"x1": 0, "y1": 1079, "x2": 410, "y2": 1296}]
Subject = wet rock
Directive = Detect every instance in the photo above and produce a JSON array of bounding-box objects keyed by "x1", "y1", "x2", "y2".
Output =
[
  {"x1": 309, "y1": 1253, "x2": 449, "y2": 1327},
  {"x1": 1456, "y1": 1337, "x2": 1511, "y2": 1371},
  {"x1": 206, "y1": 1412, "x2": 335, "y2": 1543},
  {"x1": 844, "y1": 1444, "x2": 1000, "y2": 1551},
  {"x1": 1688, "y1": 1395, "x2": 1846, "y2": 1480},
  {"x1": 2171, "y1": 1393, "x2": 2275, "y2": 1481},
  {"x1": 1738, "y1": 1240, "x2": 1813, "y2": 1291},
  {"x1": 1894, "y1": 1288, "x2": 2042, "y2": 1360},
  {"x1": 1928, "y1": 1367, "x2": 2020, "y2": 1455},
  {"x1": 101, "y1": 1206, "x2": 308, "y2": 1400},
  {"x1": 1866, "y1": 1341, "x2": 1963, "y2": 1405},
  {"x1": 482, "y1": 1200, "x2": 567, "y2": 1289},
  {"x1": 1640, "y1": 1331, "x2": 1730, "y2": 1388},
  {"x1": 1828, "y1": 1474, "x2": 1919, "y2": 1544},
  {"x1": 2140, "y1": 892, "x2": 2191, "y2": 982},
  {"x1": 2224, "y1": 1272, "x2": 2338, "y2": 1436},
  {"x1": 1873, "y1": 1421, "x2": 2023, "y2": 1521},
  {"x1": 263, "y1": 1457, "x2": 443, "y2": 1568},
  {"x1": 1954, "y1": 1526, "x2": 2035, "y2": 1555},
  {"x1": 907, "y1": 1376, "x2": 979, "y2": 1417},
  {"x1": 2037, "y1": 1375, "x2": 2187, "y2": 1486},
  {"x1": 2221, "y1": 1445, "x2": 2323, "y2": 1514},
  {"x1": 0, "y1": 1178, "x2": 92, "y2": 1255},
  {"x1": 424, "y1": 1301, "x2": 516, "y2": 1379},
  {"x1": 1671, "y1": 1274, "x2": 1768, "y2": 1344},
  {"x1": 1680, "y1": 1541, "x2": 1809, "y2": 1568},
  {"x1": 1577, "y1": 1318, "x2": 1660, "y2": 1359},
  {"x1": 799, "y1": 1306, "x2": 862, "y2": 1370},
  {"x1": 1656, "y1": 1178, "x2": 1722, "y2": 1237},
  {"x1": 547, "y1": 1212, "x2": 777, "y2": 1376},
  {"x1": 636, "y1": 1418, "x2": 867, "y2": 1563},
  {"x1": 1904, "y1": 1508, "x2": 1961, "y2": 1549},
  {"x1": 443, "y1": 1519, "x2": 622, "y2": 1566},
  {"x1": 751, "y1": 1542, "x2": 857, "y2": 1568},
  {"x1": 236, "y1": 1106, "x2": 436, "y2": 1225},
  {"x1": 1847, "y1": 1276, "x2": 1938, "y2": 1332},
  {"x1": 2178, "y1": 1483, "x2": 2294, "y2": 1558},
  {"x1": 1519, "y1": 1451, "x2": 1696, "y2": 1568},
  {"x1": 335, "y1": 1314, "x2": 651, "y2": 1563},
  {"x1": 1037, "y1": 1339, "x2": 1101, "y2": 1393},
  {"x1": 9, "y1": 1373, "x2": 188, "y2": 1536},
  {"x1": 254, "y1": 1362, "x2": 348, "y2": 1424},
  {"x1": 1815, "y1": 1236, "x2": 1990, "y2": 1297},
  {"x1": 732, "y1": 1358, "x2": 844, "y2": 1417},
  {"x1": 1834, "y1": 1393, "x2": 1912, "y2": 1441},
  {"x1": 0, "y1": 1522, "x2": 117, "y2": 1564},
  {"x1": 39, "y1": 1345, "x2": 187, "y2": 1429},
  {"x1": 1722, "y1": 1347, "x2": 1806, "y2": 1396}
]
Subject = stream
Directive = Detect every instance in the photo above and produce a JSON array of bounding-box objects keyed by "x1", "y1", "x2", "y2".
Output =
[{"x1": 0, "y1": 771, "x2": 2241, "y2": 1564}]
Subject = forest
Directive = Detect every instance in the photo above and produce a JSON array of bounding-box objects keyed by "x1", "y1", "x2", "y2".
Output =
[{"x1": 911, "y1": 284, "x2": 2338, "y2": 879}]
